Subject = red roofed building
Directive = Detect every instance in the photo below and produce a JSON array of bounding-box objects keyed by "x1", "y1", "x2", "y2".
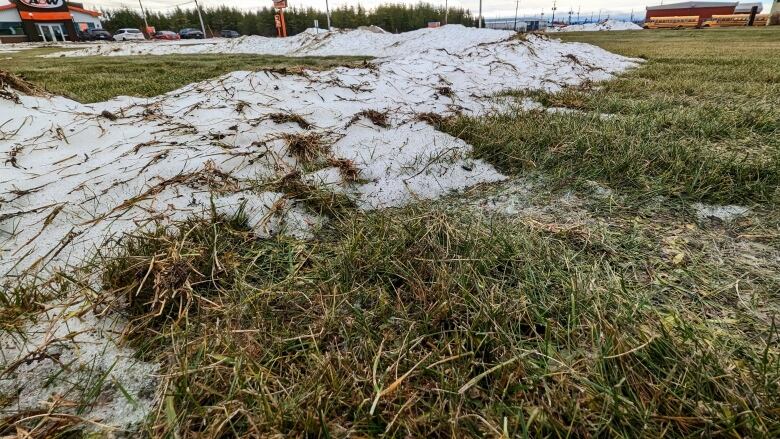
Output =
[
  {"x1": 646, "y1": 2, "x2": 739, "y2": 25},
  {"x1": 0, "y1": 0, "x2": 102, "y2": 43}
]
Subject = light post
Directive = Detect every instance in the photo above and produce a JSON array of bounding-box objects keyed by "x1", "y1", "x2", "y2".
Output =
[
  {"x1": 551, "y1": 0, "x2": 557, "y2": 23},
  {"x1": 514, "y1": 0, "x2": 520, "y2": 31},
  {"x1": 138, "y1": 0, "x2": 149, "y2": 34},
  {"x1": 325, "y1": 0, "x2": 331, "y2": 30},
  {"x1": 194, "y1": 0, "x2": 206, "y2": 36},
  {"x1": 479, "y1": 0, "x2": 483, "y2": 28}
]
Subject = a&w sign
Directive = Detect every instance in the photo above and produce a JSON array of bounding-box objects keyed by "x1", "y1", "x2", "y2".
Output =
[{"x1": 18, "y1": 0, "x2": 66, "y2": 9}]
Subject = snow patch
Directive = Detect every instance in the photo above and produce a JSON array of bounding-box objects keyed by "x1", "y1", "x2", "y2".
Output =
[
  {"x1": 693, "y1": 203, "x2": 750, "y2": 222},
  {"x1": 0, "y1": 301, "x2": 158, "y2": 432},
  {"x1": 549, "y1": 20, "x2": 643, "y2": 32}
]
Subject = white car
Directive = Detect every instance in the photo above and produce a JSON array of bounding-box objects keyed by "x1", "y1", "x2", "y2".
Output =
[{"x1": 113, "y1": 28, "x2": 146, "y2": 41}]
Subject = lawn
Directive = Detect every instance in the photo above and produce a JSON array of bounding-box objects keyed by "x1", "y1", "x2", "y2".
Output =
[
  {"x1": 2, "y1": 29, "x2": 779, "y2": 438},
  {"x1": 2, "y1": 47, "x2": 367, "y2": 102},
  {"x1": 446, "y1": 27, "x2": 780, "y2": 204}
]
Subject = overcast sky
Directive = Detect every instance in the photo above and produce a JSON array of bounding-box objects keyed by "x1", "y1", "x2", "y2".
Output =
[{"x1": 3, "y1": 1, "x2": 775, "y2": 18}]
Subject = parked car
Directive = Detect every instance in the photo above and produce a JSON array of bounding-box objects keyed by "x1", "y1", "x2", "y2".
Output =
[
  {"x1": 179, "y1": 28, "x2": 205, "y2": 39},
  {"x1": 78, "y1": 28, "x2": 113, "y2": 41},
  {"x1": 220, "y1": 30, "x2": 240, "y2": 38},
  {"x1": 113, "y1": 28, "x2": 146, "y2": 41},
  {"x1": 153, "y1": 30, "x2": 181, "y2": 40}
]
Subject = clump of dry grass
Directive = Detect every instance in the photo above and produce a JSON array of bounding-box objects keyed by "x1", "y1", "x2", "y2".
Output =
[
  {"x1": 414, "y1": 111, "x2": 448, "y2": 128},
  {"x1": 0, "y1": 70, "x2": 45, "y2": 96},
  {"x1": 270, "y1": 170, "x2": 356, "y2": 216},
  {"x1": 327, "y1": 157, "x2": 360, "y2": 182},
  {"x1": 268, "y1": 112, "x2": 312, "y2": 130},
  {"x1": 436, "y1": 86, "x2": 454, "y2": 97},
  {"x1": 349, "y1": 109, "x2": 389, "y2": 128},
  {"x1": 281, "y1": 132, "x2": 329, "y2": 163}
]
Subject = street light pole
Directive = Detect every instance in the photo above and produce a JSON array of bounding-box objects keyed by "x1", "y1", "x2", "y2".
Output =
[
  {"x1": 445, "y1": 0, "x2": 449, "y2": 25},
  {"x1": 478, "y1": 0, "x2": 483, "y2": 28},
  {"x1": 193, "y1": 0, "x2": 206, "y2": 36},
  {"x1": 138, "y1": 0, "x2": 149, "y2": 33},
  {"x1": 325, "y1": 0, "x2": 332, "y2": 30},
  {"x1": 514, "y1": 0, "x2": 520, "y2": 31},
  {"x1": 551, "y1": 0, "x2": 557, "y2": 24}
]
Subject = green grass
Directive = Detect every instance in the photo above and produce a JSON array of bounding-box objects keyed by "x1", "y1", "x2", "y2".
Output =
[
  {"x1": 2, "y1": 48, "x2": 368, "y2": 102},
  {"x1": 86, "y1": 204, "x2": 778, "y2": 437},
  {"x1": 445, "y1": 28, "x2": 780, "y2": 204}
]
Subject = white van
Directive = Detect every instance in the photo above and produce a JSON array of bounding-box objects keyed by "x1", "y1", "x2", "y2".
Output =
[{"x1": 113, "y1": 28, "x2": 146, "y2": 41}]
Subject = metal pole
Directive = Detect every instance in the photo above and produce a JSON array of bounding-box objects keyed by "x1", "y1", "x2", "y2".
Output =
[
  {"x1": 551, "y1": 0, "x2": 557, "y2": 23},
  {"x1": 325, "y1": 0, "x2": 332, "y2": 30},
  {"x1": 445, "y1": 0, "x2": 449, "y2": 25},
  {"x1": 194, "y1": 0, "x2": 206, "y2": 36},
  {"x1": 514, "y1": 0, "x2": 520, "y2": 31},
  {"x1": 138, "y1": 0, "x2": 149, "y2": 33},
  {"x1": 478, "y1": 0, "x2": 483, "y2": 28}
]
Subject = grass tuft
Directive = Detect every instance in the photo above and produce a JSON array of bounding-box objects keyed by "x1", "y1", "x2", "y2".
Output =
[
  {"x1": 93, "y1": 206, "x2": 779, "y2": 437},
  {"x1": 349, "y1": 109, "x2": 390, "y2": 128},
  {"x1": 282, "y1": 132, "x2": 329, "y2": 164},
  {"x1": 268, "y1": 112, "x2": 312, "y2": 130}
]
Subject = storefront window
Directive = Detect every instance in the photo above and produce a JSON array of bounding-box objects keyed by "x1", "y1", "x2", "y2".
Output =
[{"x1": 0, "y1": 22, "x2": 25, "y2": 36}]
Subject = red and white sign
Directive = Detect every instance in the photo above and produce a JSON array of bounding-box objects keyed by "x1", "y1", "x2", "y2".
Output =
[
  {"x1": 273, "y1": 0, "x2": 287, "y2": 9},
  {"x1": 18, "y1": 0, "x2": 65, "y2": 9}
]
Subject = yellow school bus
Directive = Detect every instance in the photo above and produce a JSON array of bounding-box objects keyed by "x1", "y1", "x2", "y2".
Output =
[
  {"x1": 643, "y1": 16, "x2": 700, "y2": 29},
  {"x1": 702, "y1": 14, "x2": 770, "y2": 27}
]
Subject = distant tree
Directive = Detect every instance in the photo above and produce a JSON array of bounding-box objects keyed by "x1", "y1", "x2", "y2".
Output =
[{"x1": 101, "y1": 2, "x2": 476, "y2": 36}]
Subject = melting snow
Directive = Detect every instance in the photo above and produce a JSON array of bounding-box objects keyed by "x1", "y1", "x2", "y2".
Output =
[
  {"x1": 2, "y1": 25, "x2": 638, "y2": 283},
  {"x1": 549, "y1": 19, "x2": 643, "y2": 32}
]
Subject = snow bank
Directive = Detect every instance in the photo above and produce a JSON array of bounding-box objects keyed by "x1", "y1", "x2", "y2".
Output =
[
  {"x1": 549, "y1": 19, "x2": 643, "y2": 32},
  {"x1": 1, "y1": 28, "x2": 636, "y2": 430},
  {"x1": 49, "y1": 25, "x2": 519, "y2": 58},
  {"x1": 2, "y1": 27, "x2": 637, "y2": 283}
]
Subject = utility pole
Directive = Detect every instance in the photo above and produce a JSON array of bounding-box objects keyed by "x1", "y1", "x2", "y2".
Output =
[
  {"x1": 551, "y1": 0, "x2": 557, "y2": 23},
  {"x1": 325, "y1": 0, "x2": 332, "y2": 30},
  {"x1": 478, "y1": 0, "x2": 483, "y2": 28},
  {"x1": 445, "y1": 0, "x2": 449, "y2": 25},
  {"x1": 577, "y1": 6, "x2": 581, "y2": 23},
  {"x1": 138, "y1": 0, "x2": 149, "y2": 33},
  {"x1": 193, "y1": 0, "x2": 206, "y2": 36},
  {"x1": 514, "y1": 0, "x2": 520, "y2": 31}
]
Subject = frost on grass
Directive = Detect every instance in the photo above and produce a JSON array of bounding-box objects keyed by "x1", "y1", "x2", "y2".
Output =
[
  {"x1": 0, "y1": 301, "x2": 158, "y2": 434},
  {"x1": 0, "y1": 26, "x2": 637, "y2": 433}
]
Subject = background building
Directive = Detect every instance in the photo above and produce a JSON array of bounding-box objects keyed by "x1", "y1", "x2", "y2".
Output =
[
  {"x1": 0, "y1": 0, "x2": 101, "y2": 43},
  {"x1": 646, "y1": 1, "x2": 739, "y2": 25}
]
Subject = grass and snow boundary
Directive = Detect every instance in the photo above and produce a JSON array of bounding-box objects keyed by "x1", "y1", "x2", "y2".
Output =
[{"x1": 2, "y1": 26, "x2": 640, "y2": 434}]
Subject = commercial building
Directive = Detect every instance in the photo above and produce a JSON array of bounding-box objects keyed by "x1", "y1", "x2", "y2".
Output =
[
  {"x1": 646, "y1": 2, "x2": 739, "y2": 25},
  {"x1": 0, "y1": 0, "x2": 101, "y2": 43}
]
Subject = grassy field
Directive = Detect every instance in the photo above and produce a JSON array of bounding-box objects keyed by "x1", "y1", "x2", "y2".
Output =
[
  {"x1": 446, "y1": 28, "x2": 780, "y2": 204},
  {"x1": 2, "y1": 29, "x2": 780, "y2": 437},
  {"x1": 2, "y1": 48, "x2": 367, "y2": 102}
]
